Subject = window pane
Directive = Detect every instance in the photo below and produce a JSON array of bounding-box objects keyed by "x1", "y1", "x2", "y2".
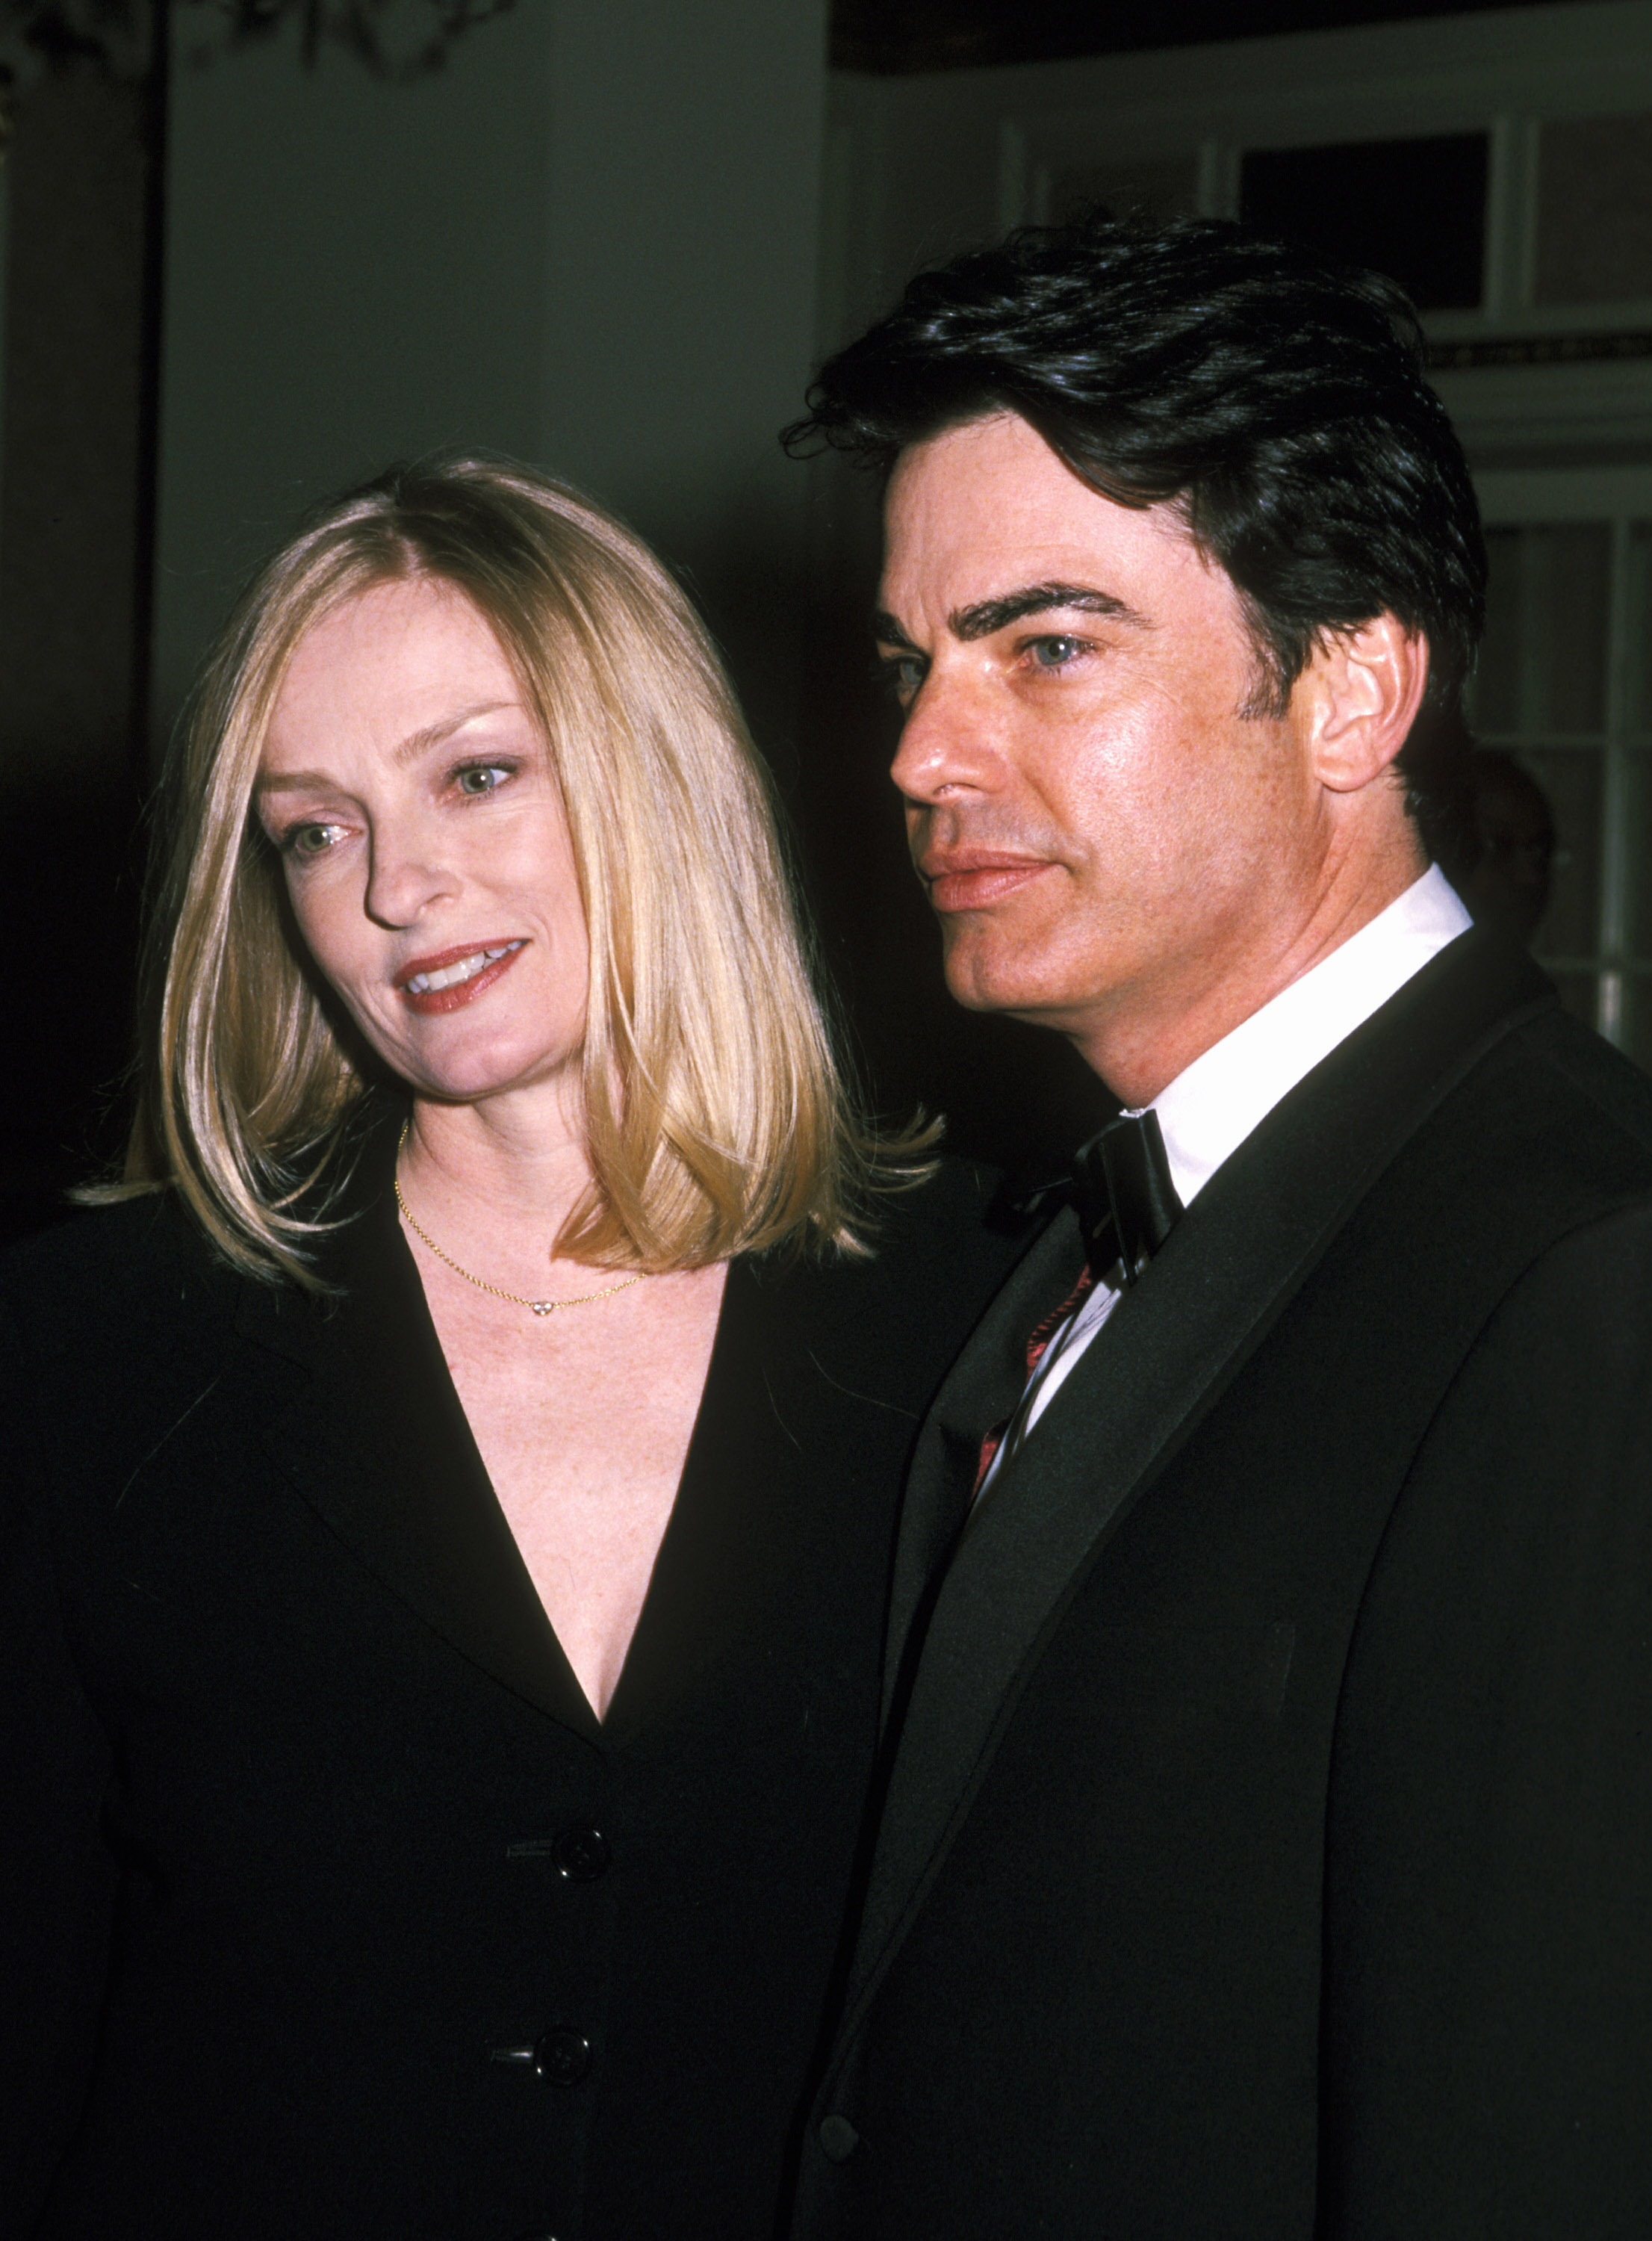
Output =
[
  {"x1": 1240, "y1": 134, "x2": 1487, "y2": 311},
  {"x1": 1524, "y1": 747, "x2": 1603, "y2": 963},
  {"x1": 1627, "y1": 751, "x2": 1652, "y2": 962},
  {"x1": 1474, "y1": 527, "x2": 1524, "y2": 735},
  {"x1": 1624, "y1": 522, "x2": 1652, "y2": 742},
  {"x1": 1536, "y1": 115, "x2": 1652, "y2": 306},
  {"x1": 1472, "y1": 524, "x2": 1611, "y2": 739},
  {"x1": 1620, "y1": 973, "x2": 1652, "y2": 1077}
]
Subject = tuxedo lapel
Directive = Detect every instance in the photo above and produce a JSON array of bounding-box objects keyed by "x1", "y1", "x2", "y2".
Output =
[
  {"x1": 881, "y1": 1209, "x2": 1083, "y2": 1728},
  {"x1": 235, "y1": 1154, "x2": 599, "y2": 1738},
  {"x1": 839, "y1": 931, "x2": 1554, "y2": 2041}
]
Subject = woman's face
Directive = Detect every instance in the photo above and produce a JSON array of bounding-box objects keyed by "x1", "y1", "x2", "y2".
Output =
[{"x1": 255, "y1": 576, "x2": 591, "y2": 1115}]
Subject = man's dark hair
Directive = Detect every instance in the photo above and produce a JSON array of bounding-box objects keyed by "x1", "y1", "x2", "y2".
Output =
[{"x1": 783, "y1": 214, "x2": 1486, "y2": 831}]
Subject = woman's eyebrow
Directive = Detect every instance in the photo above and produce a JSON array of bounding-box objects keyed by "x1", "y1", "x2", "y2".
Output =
[
  {"x1": 255, "y1": 701, "x2": 523, "y2": 792},
  {"x1": 390, "y1": 700, "x2": 520, "y2": 766}
]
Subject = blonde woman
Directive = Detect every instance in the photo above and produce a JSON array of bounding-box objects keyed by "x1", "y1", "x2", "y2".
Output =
[{"x1": 0, "y1": 459, "x2": 1018, "y2": 2240}]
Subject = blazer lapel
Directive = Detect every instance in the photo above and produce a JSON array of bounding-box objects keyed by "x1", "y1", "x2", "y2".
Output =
[
  {"x1": 839, "y1": 931, "x2": 1555, "y2": 2041},
  {"x1": 235, "y1": 1144, "x2": 600, "y2": 1738}
]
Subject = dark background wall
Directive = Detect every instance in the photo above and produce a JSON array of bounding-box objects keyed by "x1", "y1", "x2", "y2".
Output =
[
  {"x1": 0, "y1": 58, "x2": 159, "y2": 1227},
  {"x1": 0, "y1": 0, "x2": 831, "y2": 1232},
  {"x1": 0, "y1": 0, "x2": 1627, "y2": 1235}
]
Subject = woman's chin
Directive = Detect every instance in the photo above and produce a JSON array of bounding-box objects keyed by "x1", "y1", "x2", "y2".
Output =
[{"x1": 391, "y1": 1045, "x2": 583, "y2": 1112}]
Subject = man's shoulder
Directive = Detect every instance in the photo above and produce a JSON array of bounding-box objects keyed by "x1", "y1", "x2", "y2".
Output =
[
  {"x1": 1308, "y1": 930, "x2": 1652, "y2": 1233},
  {"x1": 1452, "y1": 996, "x2": 1652, "y2": 1206},
  {"x1": 1505, "y1": 997, "x2": 1652, "y2": 1129}
]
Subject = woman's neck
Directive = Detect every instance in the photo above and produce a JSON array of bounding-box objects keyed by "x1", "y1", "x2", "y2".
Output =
[{"x1": 398, "y1": 1086, "x2": 600, "y2": 1284}]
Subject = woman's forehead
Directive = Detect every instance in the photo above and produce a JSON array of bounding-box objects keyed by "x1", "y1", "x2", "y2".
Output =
[{"x1": 261, "y1": 580, "x2": 530, "y2": 775}]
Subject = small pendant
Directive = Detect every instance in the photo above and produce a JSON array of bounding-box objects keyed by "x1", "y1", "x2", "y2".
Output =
[{"x1": 530, "y1": 1301, "x2": 557, "y2": 1316}]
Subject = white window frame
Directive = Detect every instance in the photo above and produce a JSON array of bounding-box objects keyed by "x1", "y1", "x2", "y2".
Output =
[{"x1": 1474, "y1": 464, "x2": 1652, "y2": 1044}]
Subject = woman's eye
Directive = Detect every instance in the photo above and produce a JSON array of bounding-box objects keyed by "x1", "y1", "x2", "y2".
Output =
[
  {"x1": 454, "y1": 763, "x2": 512, "y2": 797},
  {"x1": 282, "y1": 821, "x2": 341, "y2": 860}
]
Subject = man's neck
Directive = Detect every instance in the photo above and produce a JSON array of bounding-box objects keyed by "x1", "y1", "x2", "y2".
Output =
[
  {"x1": 1076, "y1": 835, "x2": 1429, "y2": 1106},
  {"x1": 1143, "y1": 864, "x2": 1472, "y2": 1209}
]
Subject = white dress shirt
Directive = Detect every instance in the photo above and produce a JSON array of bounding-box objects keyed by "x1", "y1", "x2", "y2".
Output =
[{"x1": 976, "y1": 866, "x2": 1472, "y2": 1498}]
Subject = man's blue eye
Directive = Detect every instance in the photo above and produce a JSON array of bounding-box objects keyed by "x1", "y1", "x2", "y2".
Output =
[{"x1": 877, "y1": 658, "x2": 925, "y2": 699}]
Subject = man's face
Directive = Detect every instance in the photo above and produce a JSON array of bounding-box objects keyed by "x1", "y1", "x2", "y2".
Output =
[{"x1": 878, "y1": 412, "x2": 1344, "y2": 1088}]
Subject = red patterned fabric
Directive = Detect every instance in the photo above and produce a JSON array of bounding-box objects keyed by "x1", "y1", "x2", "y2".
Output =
[{"x1": 971, "y1": 1265, "x2": 1096, "y2": 1499}]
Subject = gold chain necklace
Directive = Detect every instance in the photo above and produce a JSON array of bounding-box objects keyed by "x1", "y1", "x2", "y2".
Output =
[{"x1": 393, "y1": 1125, "x2": 643, "y2": 1318}]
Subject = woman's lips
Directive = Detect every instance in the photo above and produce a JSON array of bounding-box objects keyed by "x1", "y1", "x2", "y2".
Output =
[
  {"x1": 395, "y1": 940, "x2": 526, "y2": 1016},
  {"x1": 924, "y1": 858, "x2": 1050, "y2": 912}
]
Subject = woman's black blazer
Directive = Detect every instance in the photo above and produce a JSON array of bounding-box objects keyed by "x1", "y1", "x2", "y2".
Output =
[{"x1": 0, "y1": 1135, "x2": 1020, "y2": 2241}]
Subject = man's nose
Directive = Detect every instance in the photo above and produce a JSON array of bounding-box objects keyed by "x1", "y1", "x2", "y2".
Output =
[
  {"x1": 362, "y1": 823, "x2": 456, "y2": 929},
  {"x1": 889, "y1": 663, "x2": 999, "y2": 805}
]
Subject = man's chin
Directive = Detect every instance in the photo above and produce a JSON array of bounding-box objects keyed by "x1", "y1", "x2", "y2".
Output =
[
  {"x1": 938, "y1": 937, "x2": 1111, "y2": 1050},
  {"x1": 941, "y1": 951, "x2": 1059, "y2": 1022}
]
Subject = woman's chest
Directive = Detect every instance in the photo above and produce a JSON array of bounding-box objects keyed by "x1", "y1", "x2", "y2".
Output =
[{"x1": 420, "y1": 1268, "x2": 729, "y2": 1712}]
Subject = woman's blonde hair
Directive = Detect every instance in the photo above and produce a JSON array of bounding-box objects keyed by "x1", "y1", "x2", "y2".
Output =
[{"x1": 110, "y1": 454, "x2": 919, "y2": 1287}]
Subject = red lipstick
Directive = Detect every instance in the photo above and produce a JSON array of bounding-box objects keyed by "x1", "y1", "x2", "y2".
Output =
[{"x1": 394, "y1": 939, "x2": 527, "y2": 1017}]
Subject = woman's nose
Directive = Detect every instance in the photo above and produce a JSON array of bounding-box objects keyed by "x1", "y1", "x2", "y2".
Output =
[{"x1": 362, "y1": 824, "x2": 457, "y2": 928}]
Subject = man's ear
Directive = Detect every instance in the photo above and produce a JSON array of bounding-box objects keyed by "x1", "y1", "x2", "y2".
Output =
[{"x1": 1301, "y1": 614, "x2": 1429, "y2": 794}]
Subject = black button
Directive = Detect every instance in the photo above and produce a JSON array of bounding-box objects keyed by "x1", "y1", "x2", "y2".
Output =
[
  {"x1": 551, "y1": 1825, "x2": 610, "y2": 1882},
  {"x1": 534, "y1": 2027, "x2": 592, "y2": 2086},
  {"x1": 819, "y1": 2113, "x2": 859, "y2": 2161}
]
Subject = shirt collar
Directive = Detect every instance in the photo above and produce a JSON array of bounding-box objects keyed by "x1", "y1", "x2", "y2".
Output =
[{"x1": 1145, "y1": 864, "x2": 1473, "y2": 1208}]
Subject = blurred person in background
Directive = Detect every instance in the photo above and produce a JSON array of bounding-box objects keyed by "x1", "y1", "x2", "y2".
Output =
[{"x1": 1450, "y1": 746, "x2": 1559, "y2": 942}]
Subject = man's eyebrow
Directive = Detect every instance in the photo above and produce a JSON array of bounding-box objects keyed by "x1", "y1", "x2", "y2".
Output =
[
  {"x1": 254, "y1": 702, "x2": 520, "y2": 792},
  {"x1": 870, "y1": 583, "x2": 1148, "y2": 653},
  {"x1": 872, "y1": 610, "x2": 919, "y2": 651},
  {"x1": 949, "y1": 582, "x2": 1147, "y2": 641}
]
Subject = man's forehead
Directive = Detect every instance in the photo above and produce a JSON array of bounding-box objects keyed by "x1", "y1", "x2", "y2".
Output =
[{"x1": 879, "y1": 424, "x2": 1204, "y2": 635}]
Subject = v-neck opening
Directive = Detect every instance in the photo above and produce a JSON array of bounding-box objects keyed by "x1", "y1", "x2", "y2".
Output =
[
  {"x1": 290, "y1": 1109, "x2": 836, "y2": 1752},
  {"x1": 344, "y1": 1141, "x2": 772, "y2": 1746},
  {"x1": 581, "y1": 1256, "x2": 783, "y2": 1744}
]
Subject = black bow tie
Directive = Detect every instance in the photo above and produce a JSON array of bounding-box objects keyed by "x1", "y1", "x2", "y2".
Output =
[{"x1": 1070, "y1": 1110, "x2": 1183, "y2": 1287}]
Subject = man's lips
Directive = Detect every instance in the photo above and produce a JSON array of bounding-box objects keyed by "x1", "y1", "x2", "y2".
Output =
[
  {"x1": 393, "y1": 939, "x2": 527, "y2": 1015},
  {"x1": 919, "y1": 855, "x2": 1052, "y2": 912}
]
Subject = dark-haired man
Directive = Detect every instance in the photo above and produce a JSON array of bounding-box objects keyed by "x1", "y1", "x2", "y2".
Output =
[{"x1": 786, "y1": 220, "x2": 1652, "y2": 2239}]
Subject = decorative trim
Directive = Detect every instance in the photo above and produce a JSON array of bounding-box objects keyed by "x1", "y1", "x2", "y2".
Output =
[
  {"x1": 829, "y1": 0, "x2": 1590, "y2": 78},
  {"x1": 0, "y1": 0, "x2": 514, "y2": 89},
  {"x1": 1428, "y1": 330, "x2": 1652, "y2": 371}
]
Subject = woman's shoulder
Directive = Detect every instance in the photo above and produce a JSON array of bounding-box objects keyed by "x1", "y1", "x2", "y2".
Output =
[
  {"x1": 0, "y1": 1191, "x2": 249, "y2": 1396},
  {"x1": 743, "y1": 1155, "x2": 1037, "y2": 1407},
  {"x1": 851, "y1": 1153, "x2": 1035, "y2": 1294}
]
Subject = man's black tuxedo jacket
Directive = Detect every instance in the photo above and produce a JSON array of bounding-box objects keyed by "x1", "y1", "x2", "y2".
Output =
[
  {"x1": 795, "y1": 932, "x2": 1652, "y2": 2240},
  {"x1": 0, "y1": 1137, "x2": 1022, "y2": 2241}
]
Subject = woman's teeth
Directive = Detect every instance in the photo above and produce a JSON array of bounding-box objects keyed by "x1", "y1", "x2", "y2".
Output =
[{"x1": 405, "y1": 943, "x2": 521, "y2": 995}]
